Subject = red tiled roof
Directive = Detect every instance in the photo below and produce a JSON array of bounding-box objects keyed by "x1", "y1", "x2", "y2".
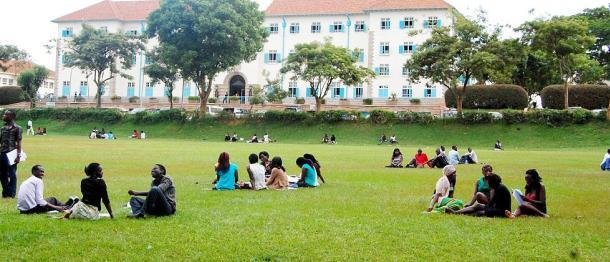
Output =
[
  {"x1": 265, "y1": 0, "x2": 451, "y2": 16},
  {"x1": 0, "y1": 61, "x2": 55, "y2": 77},
  {"x1": 53, "y1": 0, "x2": 160, "y2": 22}
]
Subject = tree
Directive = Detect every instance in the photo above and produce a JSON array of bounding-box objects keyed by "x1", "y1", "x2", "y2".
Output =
[
  {"x1": 248, "y1": 85, "x2": 266, "y2": 110},
  {"x1": 405, "y1": 16, "x2": 503, "y2": 114},
  {"x1": 518, "y1": 17, "x2": 596, "y2": 109},
  {"x1": 573, "y1": 7, "x2": 610, "y2": 80},
  {"x1": 281, "y1": 41, "x2": 375, "y2": 112},
  {"x1": 17, "y1": 65, "x2": 49, "y2": 108},
  {"x1": 147, "y1": 0, "x2": 268, "y2": 117},
  {"x1": 0, "y1": 45, "x2": 28, "y2": 71},
  {"x1": 145, "y1": 48, "x2": 180, "y2": 109},
  {"x1": 64, "y1": 25, "x2": 145, "y2": 108}
]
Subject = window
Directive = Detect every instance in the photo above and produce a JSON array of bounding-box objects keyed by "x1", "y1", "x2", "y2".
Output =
[
  {"x1": 400, "y1": 42, "x2": 416, "y2": 54},
  {"x1": 402, "y1": 86, "x2": 412, "y2": 98},
  {"x1": 379, "y1": 64, "x2": 390, "y2": 76},
  {"x1": 331, "y1": 21, "x2": 343, "y2": 33},
  {"x1": 128, "y1": 82, "x2": 136, "y2": 88},
  {"x1": 80, "y1": 81, "x2": 88, "y2": 87},
  {"x1": 127, "y1": 82, "x2": 135, "y2": 97},
  {"x1": 355, "y1": 21, "x2": 366, "y2": 32},
  {"x1": 63, "y1": 81, "x2": 71, "y2": 87},
  {"x1": 268, "y1": 50, "x2": 278, "y2": 63},
  {"x1": 425, "y1": 16, "x2": 440, "y2": 28},
  {"x1": 61, "y1": 27, "x2": 73, "y2": 37},
  {"x1": 288, "y1": 81, "x2": 298, "y2": 97},
  {"x1": 425, "y1": 85, "x2": 436, "y2": 97},
  {"x1": 402, "y1": 17, "x2": 414, "y2": 29},
  {"x1": 402, "y1": 66, "x2": 410, "y2": 76},
  {"x1": 8, "y1": 79, "x2": 14, "y2": 85},
  {"x1": 1, "y1": 78, "x2": 7, "y2": 85},
  {"x1": 381, "y1": 18, "x2": 391, "y2": 30},
  {"x1": 290, "y1": 23, "x2": 300, "y2": 34},
  {"x1": 145, "y1": 82, "x2": 153, "y2": 97},
  {"x1": 99, "y1": 26, "x2": 108, "y2": 32},
  {"x1": 331, "y1": 82, "x2": 344, "y2": 98},
  {"x1": 379, "y1": 42, "x2": 390, "y2": 55},
  {"x1": 378, "y1": 85, "x2": 389, "y2": 98},
  {"x1": 311, "y1": 22, "x2": 321, "y2": 33},
  {"x1": 127, "y1": 30, "x2": 138, "y2": 36},
  {"x1": 269, "y1": 23, "x2": 279, "y2": 34},
  {"x1": 354, "y1": 86, "x2": 363, "y2": 98}
]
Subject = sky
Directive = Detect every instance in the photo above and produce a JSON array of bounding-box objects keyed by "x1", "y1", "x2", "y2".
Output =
[{"x1": 0, "y1": 0, "x2": 607, "y2": 70}]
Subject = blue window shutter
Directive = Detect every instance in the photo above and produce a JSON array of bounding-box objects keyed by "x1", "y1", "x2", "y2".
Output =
[
  {"x1": 329, "y1": 25, "x2": 334, "y2": 32},
  {"x1": 379, "y1": 46, "x2": 384, "y2": 54},
  {"x1": 183, "y1": 86, "x2": 190, "y2": 97},
  {"x1": 340, "y1": 23, "x2": 345, "y2": 32},
  {"x1": 127, "y1": 87, "x2": 135, "y2": 97},
  {"x1": 359, "y1": 51, "x2": 364, "y2": 62},
  {"x1": 437, "y1": 19, "x2": 442, "y2": 27},
  {"x1": 388, "y1": 21, "x2": 391, "y2": 29},
  {"x1": 264, "y1": 53, "x2": 269, "y2": 64},
  {"x1": 62, "y1": 85, "x2": 70, "y2": 97},
  {"x1": 399, "y1": 45, "x2": 405, "y2": 54},
  {"x1": 277, "y1": 53, "x2": 282, "y2": 62},
  {"x1": 431, "y1": 87, "x2": 437, "y2": 97},
  {"x1": 295, "y1": 87, "x2": 300, "y2": 98},
  {"x1": 339, "y1": 87, "x2": 345, "y2": 98},
  {"x1": 132, "y1": 55, "x2": 137, "y2": 64},
  {"x1": 374, "y1": 67, "x2": 380, "y2": 75},
  {"x1": 362, "y1": 24, "x2": 366, "y2": 31},
  {"x1": 423, "y1": 20, "x2": 429, "y2": 29},
  {"x1": 80, "y1": 85, "x2": 88, "y2": 96},
  {"x1": 399, "y1": 20, "x2": 405, "y2": 29},
  {"x1": 412, "y1": 45, "x2": 417, "y2": 53}
]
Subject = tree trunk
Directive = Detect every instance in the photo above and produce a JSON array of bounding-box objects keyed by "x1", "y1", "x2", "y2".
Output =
[
  {"x1": 607, "y1": 99, "x2": 610, "y2": 120},
  {"x1": 455, "y1": 94, "x2": 463, "y2": 115},
  {"x1": 169, "y1": 95, "x2": 173, "y2": 109},
  {"x1": 563, "y1": 80, "x2": 569, "y2": 109},
  {"x1": 315, "y1": 97, "x2": 322, "y2": 113},
  {"x1": 197, "y1": 78, "x2": 213, "y2": 118}
]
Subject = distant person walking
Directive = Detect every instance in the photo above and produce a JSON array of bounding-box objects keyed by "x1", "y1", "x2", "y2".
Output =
[
  {"x1": 26, "y1": 120, "x2": 34, "y2": 136},
  {"x1": 0, "y1": 110, "x2": 23, "y2": 198}
]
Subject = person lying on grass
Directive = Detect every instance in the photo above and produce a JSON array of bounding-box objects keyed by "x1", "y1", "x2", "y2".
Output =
[
  {"x1": 386, "y1": 148, "x2": 403, "y2": 168},
  {"x1": 304, "y1": 153, "x2": 325, "y2": 183},
  {"x1": 406, "y1": 149, "x2": 428, "y2": 168},
  {"x1": 446, "y1": 174, "x2": 511, "y2": 218},
  {"x1": 64, "y1": 163, "x2": 113, "y2": 220},
  {"x1": 212, "y1": 152, "x2": 239, "y2": 191},
  {"x1": 465, "y1": 165, "x2": 493, "y2": 207},
  {"x1": 128, "y1": 164, "x2": 176, "y2": 217},
  {"x1": 507, "y1": 169, "x2": 549, "y2": 218},
  {"x1": 426, "y1": 165, "x2": 457, "y2": 212},
  {"x1": 296, "y1": 157, "x2": 317, "y2": 188},
  {"x1": 17, "y1": 165, "x2": 72, "y2": 214},
  {"x1": 266, "y1": 156, "x2": 288, "y2": 190}
]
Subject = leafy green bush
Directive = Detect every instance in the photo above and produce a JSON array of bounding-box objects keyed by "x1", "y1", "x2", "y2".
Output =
[
  {"x1": 568, "y1": 109, "x2": 594, "y2": 124},
  {"x1": 502, "y1": 110, "x2": 528, "y2": 124},
  {"x1": 10, "y1": 108, "x2": 124, "y2": 123},
  {"x1": 0, "y1": 86, "x2": 24, "y2": 105},
  {"x1": 111, "y1": 95, "x2": 122, "y2": 101},
  {"x1": 75, "y1": 96, "x2": 86, "y2": 102},
  {"x1": 458, "y1": 111, "x2": 493, "y2": 124},
  {"x1": 315, "y1": 110, "x2": 346, "y2": 123},
  {"x1": 128, "y1": 96, "x2": 139, "y2": 103},
  {"x1": 363, "y1": 98, "x2": 373, "y2": 105},
  {"x1": 541, "y1": 85, "x2": 610, "y2": 109},
  {"x1": 264, "y1": 110, "x2": 311, "y2": 123},
  {"x1": 208, "y1": 97, "x2": 217, "y2": 103},
  {"x1": 295, "y1": 98, "x2": 305, "y2": 104},
  {"x1": 217, "y1": 110, "x2": 235, "y2": 121},
  {"x1": 188, "y1": 96, "x2": 200, "y2": 102},
  {"x1": 445, "y1": 85, "x2": 529, "y2": 109},
  {"x1": 229, "y1": 96, "x2": 240, "y2": 102},
  {"x1": 396, "y1": 111, "x2": 433, "y2": 124},
  {"x1": 409, "y1": 98, "x2": 421, "y2": 104},
  {"x1": 370, "y1": 110, "x2": 395, "y2": 124},
  {"x1": 527, "y1": 109, "x2": 571, "y2": 127}
]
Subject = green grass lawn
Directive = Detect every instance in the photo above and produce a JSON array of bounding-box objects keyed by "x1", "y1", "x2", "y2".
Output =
[{"x1": 0, "y1": 134, "x2": 609, "y2": 260}]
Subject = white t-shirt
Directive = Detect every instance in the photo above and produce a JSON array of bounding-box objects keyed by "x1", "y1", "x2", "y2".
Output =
[
  {"x1": 434, "y1": 175, "x2": 450, "y2": 204},
  {"x1": 17, "y1": 175, "x2": 48, "y2": 211},
  {"x1": 248, "y1": 163, "x2": 267, "y2": 190},
  {"x1": 141, "y1": 132, "x2": 146, "y2": 139},
  {"x1": 469, "y1": 150, "x2": 478, "y2": 163},
  {"x1": 27, "y1": 120, "x2": 32, "y2": 128},
  {"x1": 263, "y1": 134, "x2": 269, "y2": 143},
  {"x1": 601, "y1": 153, "x2": 610, "y2": 166}
]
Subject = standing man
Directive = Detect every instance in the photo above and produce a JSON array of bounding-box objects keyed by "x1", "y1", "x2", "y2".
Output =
[
  {"x1": 128, "y1": 164, "x2": 176, "y2": 217},
  {"x1": 0, "y1": 110, "x2": 23, "y2": 198},
  {"x1": 26, "y1": 119, "x2": 33, "y2": 136},
  {"x1": 223, "y1": 92, "x2": 228, "y2": 104}
]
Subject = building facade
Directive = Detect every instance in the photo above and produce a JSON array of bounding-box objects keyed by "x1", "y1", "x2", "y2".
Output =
[
  {"x1": 0, "y1": 60, "x2": 55, "y2": 96},
  {"x1": 53, "y1": 0, "x2": 453, "y2": 103}
]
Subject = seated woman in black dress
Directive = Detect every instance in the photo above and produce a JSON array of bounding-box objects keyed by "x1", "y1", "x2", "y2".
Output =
[{"x1": 447, "y1": 174, "x2": 511, "y2": 218}]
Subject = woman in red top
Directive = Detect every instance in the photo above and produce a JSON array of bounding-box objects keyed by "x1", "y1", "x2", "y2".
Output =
[
  {"x1": 406, "y1": 149, "x2": 429, "y2": 168},
  {"x1": 512, "y1": 169, "x2": 548, "y2": 218}
]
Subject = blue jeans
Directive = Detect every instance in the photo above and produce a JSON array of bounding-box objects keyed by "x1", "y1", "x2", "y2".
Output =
[
  {"x1": 130, "y1": 187, "x2": 174, "y2": 216},
  {"x1": 0, "y1": 152, "x2": 17, "y2": 198}
]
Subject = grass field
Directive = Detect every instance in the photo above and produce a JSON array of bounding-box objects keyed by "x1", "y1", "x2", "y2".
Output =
[{"x1": 0, "y1": 130, "x2": 609, "y2": 260}]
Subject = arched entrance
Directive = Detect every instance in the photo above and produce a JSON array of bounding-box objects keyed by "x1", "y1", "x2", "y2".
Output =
[{"x1": 229, "y1": 75, "x2": 246, "y2": 97}]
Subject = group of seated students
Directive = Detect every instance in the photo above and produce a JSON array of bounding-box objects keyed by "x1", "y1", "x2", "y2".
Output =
[
  {"x1": 386, "y1": 146, "x2": 478, "y2": 168},
  {"x1": 378, "y1": 134, "x2": 398, "y2": 145},
  {"x1": 425, "y1": 164, "x2": 548, "y2": 218},
  {"x1": 246, "y1": 133, "x2": 273, "y2": 143},
  {"x1": 224, "y1": 132, "x2": 240, "y2": 142},
  {"x1": 89, "y1": 127, "x2": 116, "y2": 140},
  {"x1": 17, "y1": 163, "x2": 175, "y2": 219},
  {"x1": 321, "y1": 134, "x2": 336, "y2": 144},
  {"x1": 34, "y1": 127, "x2": 47, "y2": 135},
  {"x1": 601, "y1": 149, "x2": 610, "y2": 171},
  {"x1": 130, "y1": 130, "x2": 146, "y2": 139},
  {"x1": 212, "y1": 151, "x2": 325, "y2": 190}
]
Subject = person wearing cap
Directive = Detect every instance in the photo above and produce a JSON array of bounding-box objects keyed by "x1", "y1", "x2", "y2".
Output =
[{"x1": 426, "y1": 165, "x2": 457, "y2": 212}]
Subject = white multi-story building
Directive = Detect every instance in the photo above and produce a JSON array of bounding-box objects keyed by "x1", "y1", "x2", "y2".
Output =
[{"x1": 53, "y1": 0, "x2": 454, "y2": 102}]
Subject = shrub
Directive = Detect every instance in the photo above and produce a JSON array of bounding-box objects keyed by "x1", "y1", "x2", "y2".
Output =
[
  {"x1": 208, "y1": 97, "x2": 217, "y2": 103},
  {"x1": 409, "y1": 98, "x2": 421, "y2": 104},
  {"x1": 540, "y1": 85, "x2": 610, "y2": 109},
  {"x1": 10, "y1": 108, "x2": 124, "y2": 123},
  {"x1": 396, "y1": 111, "x2": 433, "y2": 124},
  {"x1": 216, "y1": 110, "x2": 235, "y2": 121},
  {"x1": 75, "y1": 96, "x2": 86, "y2": 102},
  {"x1": 0, "y1": 86, "x2": 24, "y2": 105},
  {"x1": 295, "y1": 98, "x2": 305, "y2": 104},
  {"x1": 458, "y1": 111, "x2": 493, "y2": 124},
  {"x1": 128, "y1": 96, "x2": 139, "y2": 103},
  {"x1": 315, "y1": 110, "x2": 346, "y2": 123},
  {"x1": 568, "y1": 109, "x2": 594, "y2": 124},
  {"x1": 363, "y1": 98, "x2": 373, "y2": 105},
  {"x1": 370, "y1": 110, "x2": 395, "y2": 124},
  {"x1": 527, "y1": 109, "x2": 571, "y2": 127},
  {"x1": 188, "y1": 96, "x2": 200, "y2": 102},
  {"x1": 229, "y1": 96, "x2": 240, "y2": 102},
  {"x1": 264, "y1": 110, "x2": 311, "y2": 123},
  {"x1": 111, "y1": 95, "x2": 122, "y2": 101},
  {"x1": 445, "y1": 85, "x2": 529, "y2": 109},
  {"x1": 502, "y1": 110, "x2": 528, "y2": 124},
  {"x1": 157, "y1": 109, "x2": 188, "y2": 123}
]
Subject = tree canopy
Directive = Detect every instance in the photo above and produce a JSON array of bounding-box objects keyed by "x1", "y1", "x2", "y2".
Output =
[
  {"x1": 281, "y1": 41, "x2": 375, "y2": 112},
  {"x1": 0, "y1": 44, "x2": 28, "y2": 72},
  {"x1": 17, "y1": 65, "x2": 49, "y2": 108},
  {"x1": 146, "y1": 0, "x2": 268, "y2": 116},
  {"x1": 145, "y1": 47, "x2": 181, "y2": 109},
  {"x1": 64, "y1": 25, "x2": 145, "y2": 108}
]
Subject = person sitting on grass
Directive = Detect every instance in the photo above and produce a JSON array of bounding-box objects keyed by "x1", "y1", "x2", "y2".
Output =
[
  {"x1": 378, "y1": 134, "x2": 387, "y2": 144},
  {"x1": 427, "y1": 148, "x2": 448, "y2": 168},
  {"x1": 17, "y1": 165, "x2": 72, "y2": 214},
  {"x1": 494, "y1": 140, "x2": 503, "y2": 150},
  {"x1": 460, "y1": 147, "x2": 478, "y2": 164},
  {"x1": 508, "y1": 169, "x2": 549, "y2": 218},
  {"x1": 212, "y1": 152, "x2": 239, "y2": 191},
  {"x1": 267, "y1": 156, "x2": 288, "y2": 190},
  {"x1": 249, "y1": 134, "x2": 259, "y2": 143},
  {"x1": 224, "y1": 133, "x2": 231, "y2": 142},
  {"x1": 425, "y1": 165, "x2": 458, "y2": 212},
  {"x1": 131, "y1": 130, "x2": 139, "y2": 139},
  {"x1": 389, "y1": 134, "x2": 398, "y2": 144},
  {"x1": 263, "y1": 133, "x2": 271, "y2": 143},
  {"x1": 330, "y1": 134, "x2": 336, "y2": 144},
  {"x1": 296, "y1": 157, "x2": 317, "y2": 188},
  {"x1": 465, "y1": 165, "x2": 493, "y2": 207},
  {"x1": 231, "y1": 132, "x2": 238, "y2": 142},
  {"x1": 304, "y1": 153, "x2": 325, "y2": 184},
  {"x1": 447, "y1": 145, "x2": 460, "y2": 165},
  {"x1": 140, "y1": 131, "x2": 146, "y2": 140},
  {"x1": 446, "y1": 173, "x2": 511, "y2": 218},
  {"x1": 600, "y1": 149, "x2": 610, "y2": 171},
  {"x1": 386, "y1": 148, "x2": 403, "y2": 168},
  {"x1": 106, "y1": 131, "x2": 115, "y2": 140},
  {"x1": 259, "y1": 151, "x2": 272, "y2": 177},
  {"x1": 322, "y1": 133, "x2": 329, "y2": 144},
  {"x1": 406, "y1": 149, "x2": 429, "y2": 168},
  {"x1": 64, "y1": 163, "x2": 113, "y2": 220},
  {"x1": 128, "y1": 164, "x2": 176, "y2": 217},
  {"x1": 246, "y1": 153, "x2": 267, "y2": 190}
]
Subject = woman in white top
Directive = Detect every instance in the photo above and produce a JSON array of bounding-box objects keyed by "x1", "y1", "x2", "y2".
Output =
[
  {"x1": 426, "y1": 165, "x2": 457, "y2": 212},
  {"x1": 246, "y1": 154, "x2": 267, "y2": 190}
]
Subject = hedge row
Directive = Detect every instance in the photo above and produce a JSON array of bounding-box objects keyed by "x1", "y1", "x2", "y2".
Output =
[
  {"x1": 445, "y1": 84, "x2": 529, "y2": 109},
  {"x1": 0, "y1": 108, "x2": 606, "y2": 126},
  {"x1": 0, "y1": 86, "x2": 25, "y2": 105},
  {"x1": 541, "y1": 85, "x2": 610, "y2": 110}
]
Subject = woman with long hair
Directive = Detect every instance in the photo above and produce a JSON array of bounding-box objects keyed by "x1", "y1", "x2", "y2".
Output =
[
  {"x1": 304, "y1": 153, "x2": 325, "y2": 183},
  {"x1": 510, "y1": 169, "x2": 548, "y2": 218},
  {"x1": 386, "y1": 148, "x2": 403, "y2": 168},
  {"x1": 266, "y1": 156, "x2": 288, "y2": 190},
  {"x1": 213, "y1": 152, "x2": 239, "y2": 190}
]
